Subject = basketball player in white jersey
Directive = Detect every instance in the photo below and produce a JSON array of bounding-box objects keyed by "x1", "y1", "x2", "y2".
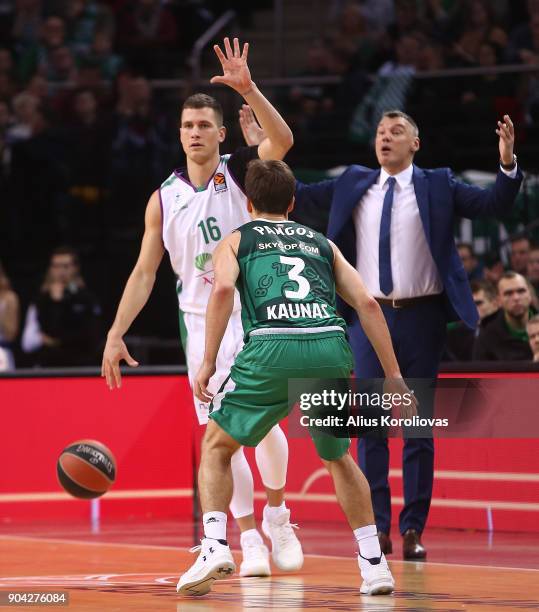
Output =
[{"x1": 101, "y1": 38, "x2": 303, "y2": 577}]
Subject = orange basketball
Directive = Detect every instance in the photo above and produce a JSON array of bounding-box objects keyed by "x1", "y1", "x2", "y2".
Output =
[{"x1": 57, "y1": 440, "x2": 116, "y2": 499}]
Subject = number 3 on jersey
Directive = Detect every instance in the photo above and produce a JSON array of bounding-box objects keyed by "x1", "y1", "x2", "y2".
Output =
[
  {"x1": 198, "y1": 217, "x2": 222, "y2": 244},
  {"x1": 280, "y1": 255, "x2": 310, "y2": 299}
]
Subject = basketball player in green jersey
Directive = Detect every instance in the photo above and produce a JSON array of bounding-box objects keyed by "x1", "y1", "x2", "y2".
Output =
[
  {"x1": 177, "y1": 159, "x2": 417, "y2": 596},
  {"x1": 102, "y1": 39, "x2": 303, "y2": 577}
]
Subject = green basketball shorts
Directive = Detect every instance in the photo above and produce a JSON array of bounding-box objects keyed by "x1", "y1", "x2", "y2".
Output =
[{"x1": 209, "y1": 330, "x2": 353, "y2": 461}]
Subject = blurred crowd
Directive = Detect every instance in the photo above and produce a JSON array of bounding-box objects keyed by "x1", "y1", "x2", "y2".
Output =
[
  {"x1": 444, "y1": 237, "x2": 539, "y2": 363},
  {"x1": 283, "y1": 0, "x2": 539, "y2": 168},
  {"x1": 1, "y1": 0, "x2": 539, "y2": 370}
]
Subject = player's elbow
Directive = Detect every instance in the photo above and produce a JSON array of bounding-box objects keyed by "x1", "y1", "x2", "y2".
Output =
[
  {"x1": 358, "y1": 296, "x2": 380, "y2": 318},
  {"x1": 273, "y1": 128, "x2": 294, "y2": 158},
  {"x1": 212, "y1": 282, "x2": 236, "y2": 300},
  {"x1": 282, "y1": 128, "x2": 294, "y2": 155}
]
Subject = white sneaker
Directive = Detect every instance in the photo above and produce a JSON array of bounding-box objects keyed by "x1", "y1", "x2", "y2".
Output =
[
  {"x1": 240, "y1": 538, "x2": 271, "y2": 577},
  {"x1": 262, "y1": 507, "x2": 304, "y2": 571},
  {"x1": 358, "y1": 553, "x2": 395, "y2": 595},
  {"x1": 177, "y1": 538, "x2": 235, "y2": 596}
]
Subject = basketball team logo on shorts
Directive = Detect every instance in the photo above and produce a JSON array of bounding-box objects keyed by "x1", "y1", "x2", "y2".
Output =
[{"x1": 213, "y1": 172, "x2": 228, "y2": 193}]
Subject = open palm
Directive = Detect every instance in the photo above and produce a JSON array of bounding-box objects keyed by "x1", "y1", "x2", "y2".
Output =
[{"x1": 211, "y1": 37, "x2": 252, "y2": 95}]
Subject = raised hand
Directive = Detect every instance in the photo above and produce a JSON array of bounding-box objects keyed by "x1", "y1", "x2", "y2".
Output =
[
  {"x1": 496, "y1": 114, "x2": 515, "y2": 166},
  {"x1": 211, "y1": 37, "x2": 253, "y2": 96},
  {"x1": 239, "y1": 104, "x2": 265, "y2": 146}
]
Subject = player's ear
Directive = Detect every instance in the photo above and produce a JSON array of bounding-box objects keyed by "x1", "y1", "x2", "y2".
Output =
[
  {"x1": 247, "y1": 199, "x2": 253, "y2": 213},
  {"x1": 218, "y1": 126, "x2": 226, "y2": 143},
  {"x1": 288, "y1": 196, "x2": 295, "y2": 214}
]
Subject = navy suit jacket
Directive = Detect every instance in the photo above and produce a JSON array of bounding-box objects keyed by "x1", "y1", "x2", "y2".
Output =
[{"x1": 293, "y1": 165, "x2": 523, "y2": 329}]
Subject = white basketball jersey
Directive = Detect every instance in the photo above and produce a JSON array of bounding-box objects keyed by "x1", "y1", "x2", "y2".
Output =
[{"x1": 160, "y1": 154, "x2": 252, "y2": 315}]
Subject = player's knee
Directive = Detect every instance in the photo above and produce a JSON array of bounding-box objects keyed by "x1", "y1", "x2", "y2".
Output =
[
  {"x1": 320, "y1": 450, "x2": 352, "y2": 471},
  {"x1": 203, "y1": 421, "x2": 239, "y2": 458}
]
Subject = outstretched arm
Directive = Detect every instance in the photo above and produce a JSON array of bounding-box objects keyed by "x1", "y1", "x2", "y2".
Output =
[
  {"x1": 101, "y1": 190, "x2": 165, "y2": 389},
  {"x1": 211, "y1": 37, "x2": 293, "y2": 160},
  {"x1": 454, "y1": 114, "x2": 522, "y2": 218},
  {"x1": 194, "y1": 232, "x2": 241, "y2": 401}
]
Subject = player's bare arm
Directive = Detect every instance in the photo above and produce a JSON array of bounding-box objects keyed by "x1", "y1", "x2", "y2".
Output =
[
  {"x1": 330, "y1": 241, "x2": 418, "y2": 415},
  {"x1": 101, "y1": 190, "x2": 165, "y2": 390},
  {"x1": 194, "y1": 232, "x2": 241, "y2": 402},
  {"x1": 211, "y1": 37, "x2": 292, "y2": 160}
]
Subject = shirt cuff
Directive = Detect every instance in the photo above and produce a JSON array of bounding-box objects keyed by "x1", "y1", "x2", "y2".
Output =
[{"x1": 500, "y1": 164, "x2": 518, "y2": 179}]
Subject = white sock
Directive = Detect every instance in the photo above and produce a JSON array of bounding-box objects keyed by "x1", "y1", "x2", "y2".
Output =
[
  {"x1": 240, "y1": 528, "x2": 263, "y2": 547},
  {"x1": 264, "y1": 502, "x2": 287, "y2": 520},
  {"x1": 229, "y1": 447, "x2": 255, "y2": 519},
  {"x1": 255, "y1": 425, "x2": 288, "y2": 490},
  {"x1": 203, "y1": 511, "x2": 227, "y2": 541},
  {"x1": 354, "y1": 524, "x2": 381, "y2": 559}
]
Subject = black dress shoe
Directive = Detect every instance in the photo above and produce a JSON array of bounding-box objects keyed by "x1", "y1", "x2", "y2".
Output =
[
  {"x1": 402, "y1": 529, "x2": 426, "y2": 560},
  {"x1": 377, "y1": 531, "x2": 393, "y2": 555}
]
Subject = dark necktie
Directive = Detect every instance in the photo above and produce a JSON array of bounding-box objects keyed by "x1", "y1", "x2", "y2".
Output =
[{"x1": 379, "y1": 176, "x2": 396, "y2": 295}]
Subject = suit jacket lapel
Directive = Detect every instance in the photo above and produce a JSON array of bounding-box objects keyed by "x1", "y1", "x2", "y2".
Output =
[
  {"x1": 412, "y1": 165, "x2": 431, "y2": 244},
  {"x1": 328, "y1": 169, "x2": 380, "y2": 239}
]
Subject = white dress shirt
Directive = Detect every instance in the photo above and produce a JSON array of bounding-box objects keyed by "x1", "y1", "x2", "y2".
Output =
[
  {"x1": 353, "y1": 164, "x2": 442, "y2": 299},
  {"x1": 353, "y1": 163, "x2": 518, "y2": 299}
]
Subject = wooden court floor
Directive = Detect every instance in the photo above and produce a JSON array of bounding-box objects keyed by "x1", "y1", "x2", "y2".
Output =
[{"x1": 1, "y1": 533, "x2": 538, "y2": 611}]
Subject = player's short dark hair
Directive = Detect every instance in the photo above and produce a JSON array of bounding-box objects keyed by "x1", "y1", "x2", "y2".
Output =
[
  {"x1": 470, "y1": 279, "x2": 496, "y2": 301},
  {"x1": 245, "y1": 159, "x2": 295, "y2": 215},
  {"x1": 181, "y1": 93, "x2": 223, "y2": 126},
  {"x1": 381, "y1": 110, "x2": 419, "y2": 136}
]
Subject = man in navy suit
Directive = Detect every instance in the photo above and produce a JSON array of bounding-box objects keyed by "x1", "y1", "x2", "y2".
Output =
[{"x1": 292, "y1": 110, "x2": 521, "y2": 559}]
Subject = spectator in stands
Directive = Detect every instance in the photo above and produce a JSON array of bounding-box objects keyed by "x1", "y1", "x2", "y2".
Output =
[
  {"x1": 473, "y1": 271, "x2": 534, "y2": 360},
  {"x1": 526, "y1": 241, "x2": 539, "y2": 288},
  {"x1": 116, "y1": 0, "x2": 178, "y2": 77},
  {"x1": 457, "y1": 243, "x2": 483, "y2": 281},
  {"x1": 60, "y1": 88, "x2": 108, "y2": 243},
  {"x1": 108, "y1": 75, "x2": 171, "y2": 228},
  {"x1": 21, "y1": 246, "x2": 101, "y2": 367},
  {"x1": 61, "y1": 0, "x2": 114, "y2": 56},
  {"x1": 17, "y1": 15, "x2": 67, "y2": 83},
  {"x1": 0, "y1": 260, "x2": 20, "y2": 371},
  {"x1": 527, "y1": 314, "x2": 539, "y2": 362},
  {"x1": 0, "y1": 47, "x2": 15, "y2": 79},
  {"x1": 460, "y1": 41, "x2": 515, "y2": 125},
  {"x1": 510, "y1": 235, "x2": 531, "y2": 275},
  {"x1": 506, "y1": 4, "x2": 539, "y2": 65},
  {"x1": 445, "y1": 279, "x2": 498, "y2": 361},
  {"x1": 349, "y1": 32, "x2": 422, "y2": 142},
  {"x1": 5, "y1": 91, "x2": 39, "y2": 143},
  {"x1": 451, "y1": 0, "x2": 507, "y2": 66},
  {"x1": 473, "y1": 279, "x2": 500, "y2": 322},
  {"x1": 11, "y1": 0, "x2": 43, "y2": 55},
  {"x1": 483, "y1": 252, "x2": 505, "y2": 284},
  {"x1": 85, "y1": 28, "x2": 123, "y2": 81},
  {"x1": 327, "y1": 2, "x2": 377, "y2": 70},
  {"x1": 46, "y1": 45, "x2": 78, "y2": 83},
  {"x1": 25, "y1": 73, "x2": 49, "y2": 105}
]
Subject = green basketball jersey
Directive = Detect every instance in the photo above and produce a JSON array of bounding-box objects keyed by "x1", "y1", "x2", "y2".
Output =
[{"x1": 235, "y1": 219, "x2": 346, "y2": 337}]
